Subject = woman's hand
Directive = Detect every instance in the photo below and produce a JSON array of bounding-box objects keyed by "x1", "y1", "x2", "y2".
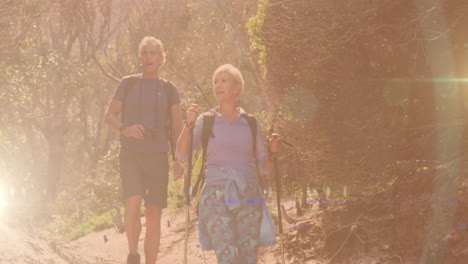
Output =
[
  {"x1": 268, "y1": 133, "x2": 281, "y2": 154},
  {"x1": 262, "y1": 133, "x2": 282, "y2": 174},
  {"x1": 185, "y1": 104, "x2": 202, "y2": 128}
]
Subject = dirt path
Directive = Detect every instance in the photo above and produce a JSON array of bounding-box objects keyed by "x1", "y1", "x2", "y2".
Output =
[
  {"x1": 0, "y1": 223, "x2": 69, "y2": 264},
  {"x1": 0, "y1": 201, "x2": 321, "y2": 264},
  {"x1": 56, "y1": 208, "x2": 212, "y2": 264},
  {"x1": 58, "y1": 207, "x2": 284, "y2": 264}
]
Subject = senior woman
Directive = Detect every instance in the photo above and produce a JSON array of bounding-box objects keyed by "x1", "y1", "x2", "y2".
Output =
[{"x1": 176, "y1": 64, "x2": 280, "y2": 264}]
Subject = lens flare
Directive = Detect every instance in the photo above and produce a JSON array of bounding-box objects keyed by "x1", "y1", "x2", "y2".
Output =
[
  {"x1": 280, "y1": 86, "x2": 318, "y2": 124},
  {"x1": 0, "y1": 184, "x2": 6, "y2": 219},
  {"x1": 413, "y1": 0, "x2": 462, "y2": 262}
]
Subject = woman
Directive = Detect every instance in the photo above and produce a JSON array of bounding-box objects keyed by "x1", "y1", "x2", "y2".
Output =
[{"x1": 176, "y1": 64, "x2": 280, "y2": 264}]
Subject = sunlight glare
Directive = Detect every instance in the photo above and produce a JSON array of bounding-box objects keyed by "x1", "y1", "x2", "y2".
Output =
[
  {"x1": 0, "y1": 199, "x2": 6, "y2": 210},
  {"x1": 0, "y1": 184, "x2": 6, "y2": 219},
  {"x1": 313, "y1": 188, "x2": 318, "y2": 197}
]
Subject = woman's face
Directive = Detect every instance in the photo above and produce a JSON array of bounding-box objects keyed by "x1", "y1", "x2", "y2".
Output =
[{"x1": 213, "y1": 72, "x2": 240, "y2": 104}]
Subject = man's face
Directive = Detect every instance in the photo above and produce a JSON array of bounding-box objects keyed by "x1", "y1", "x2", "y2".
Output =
[{"x1": 138, "y1": 42, "x2": 164, "y2": 74}]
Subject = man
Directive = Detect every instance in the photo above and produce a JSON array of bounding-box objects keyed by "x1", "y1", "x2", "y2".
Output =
[{"x1": 105, "y1": 36, "x2": 183, "y2": 264}]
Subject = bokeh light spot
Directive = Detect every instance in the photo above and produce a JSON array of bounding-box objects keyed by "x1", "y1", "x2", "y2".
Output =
[{"x1": 280, "y1": 86, "x2": 318, "y2": 124}]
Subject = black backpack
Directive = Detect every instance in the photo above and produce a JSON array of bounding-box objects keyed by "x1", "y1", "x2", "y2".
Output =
[
  {"x1": 121, "y1": 74, "x2": 176, "y2": 160},
  {"x1": 191, "y1": 111, "x2": 261, "y2": 202}
]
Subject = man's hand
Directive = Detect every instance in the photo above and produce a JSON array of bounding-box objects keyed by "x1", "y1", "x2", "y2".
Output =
[
  {"x1": 122, "y1": 124, "x2": 145, "y2": 140},
  {"x1": 173, "y1": 159, "x2": 184, "y2": 180}
]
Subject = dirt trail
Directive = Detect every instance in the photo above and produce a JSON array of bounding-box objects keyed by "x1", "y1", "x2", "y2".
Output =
[
  {"x1": 0, "y1": 223, "x2": 69, "y2": 264},
  {"x1": 1, "y1": 201, "x2": 320, "y2": 264},
  {"x1": 54, "y1": 208, "x2": 212, "y2": 264},
  {"x1": 57, "y1": 207, "x2": 286, "y2": 264}
]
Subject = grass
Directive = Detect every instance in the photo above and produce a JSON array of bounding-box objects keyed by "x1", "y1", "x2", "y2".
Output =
[
  {"x1": 63, "y1": 209, "x2": 115, "y2": 240},
  {"x1": 45, "y1": 204, "x2": 130, "y2": 241}
]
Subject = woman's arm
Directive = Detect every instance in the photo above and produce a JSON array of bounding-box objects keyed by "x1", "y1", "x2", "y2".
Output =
[
  {"x1": 176, "y1": 123, "x2": 192, "y2": 155},
  {"x1": 176, "y1": 105, "x2": 203, "y2": 157},
  {"x1": 261, "y1": 134, "x2": 280, "y2": 173},
  {"x1": 255, "y1": 122, "x2": 281, "y2": 175}
]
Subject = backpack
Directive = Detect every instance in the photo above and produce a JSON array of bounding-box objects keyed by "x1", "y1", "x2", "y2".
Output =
[
  {"x1": 121, "y1": 74, "x2": 176, "y2": 160},
  {"x1": 191, "y1": 111, "x2": 261, "y2": 206}
]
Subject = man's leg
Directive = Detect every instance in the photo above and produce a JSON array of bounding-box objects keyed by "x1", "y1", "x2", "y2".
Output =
[
  {"x1": 120, "y1": 150, "x2": 144, "y2": 260},
  {"x1": 141, "y1": 153, "x2": 168, "y2": 264},
  {"x1": 144, "y1": 205, "x2": 162, "y2": 264},
  {"x1": 125, "y1": 195, "x2": 143, "y2": 254}
]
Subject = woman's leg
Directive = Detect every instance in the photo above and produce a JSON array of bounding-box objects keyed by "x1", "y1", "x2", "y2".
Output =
[
  {"x1": 200, "y1": 185, "x2": 237, "y2": 264},
  {"x1": 236, "y1": 186, "x2": 262, "y2": 264}
]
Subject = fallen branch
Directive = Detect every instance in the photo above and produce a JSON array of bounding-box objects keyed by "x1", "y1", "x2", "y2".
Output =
[
  {"x1": 326, "y1": 225, "x2": 357, "y2": 264},
  {"x1": 375, "y1": 255, "x2": 403, "y2": 264},
  {"x1": 281, "y1": 204, "x2": 310, "y2": 224}
]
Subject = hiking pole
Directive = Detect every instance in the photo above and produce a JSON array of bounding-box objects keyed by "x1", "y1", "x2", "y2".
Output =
[
  {"x1": 274, "y1": 155, "x2": 286, "y2": 264},
  {"x1": 271, "y1": 132, "x2": 286, "y2": 264},
  {"x1": 184, "y1": 106, "x2": 196, "y2": 264}
]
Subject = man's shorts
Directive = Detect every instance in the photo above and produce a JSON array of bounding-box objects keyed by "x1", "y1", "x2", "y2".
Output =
[{"x1": 119, "y1": 150, "x2": 169, "y2": 208}]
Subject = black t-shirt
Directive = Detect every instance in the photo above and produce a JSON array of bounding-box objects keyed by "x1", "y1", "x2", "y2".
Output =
[{"x1": 112, "y1": 76, "x2": 180, "y2": 152}]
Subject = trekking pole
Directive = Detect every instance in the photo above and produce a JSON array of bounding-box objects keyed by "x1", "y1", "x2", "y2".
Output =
[
  {"x1": 184, "y1": 105, "x2": 196, "y2": 264},
  {"x1": 270, "y1": 132, "x2": 286, "y2": 264}
]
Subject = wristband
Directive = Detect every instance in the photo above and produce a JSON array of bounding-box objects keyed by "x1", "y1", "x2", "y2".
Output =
[{"x1": 185, "y1": 121, "x2": 194, "y2": 128}]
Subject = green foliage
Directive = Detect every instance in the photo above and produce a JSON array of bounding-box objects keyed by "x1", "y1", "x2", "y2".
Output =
[
  {"x1": 45, "y1": 163, "x2": 122, "y2": 240},
  {"x1": 247, "y1": 0, "x2": 268, "y2": 68},
  {"x1": 279, "y1": 86, "x2": 318, "y2": 124},
  {"x1": 47, "y1": 206, "x2": 117, "y2": 241},
  {"x1": 167, "y1": 161, "x2": 184, "y2": 212},
  {"x1": 167, "y1": 152, "x2": 203, "y2": 212},
  {"x1": 416, "y1": 166, "x2": 429, "y2": 172}
]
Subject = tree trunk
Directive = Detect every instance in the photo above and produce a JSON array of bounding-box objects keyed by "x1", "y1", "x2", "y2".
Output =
[
  {"x1": 45, "y1": 136, "x2": 65, "y2": 201},
  {"x1": 301, "y1": 183, "x2": 308, "y2": 209}
]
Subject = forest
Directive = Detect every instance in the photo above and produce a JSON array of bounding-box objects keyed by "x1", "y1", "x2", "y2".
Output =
[{"x1": 1, "y1": 0, "x2": 468, "y2": 263}]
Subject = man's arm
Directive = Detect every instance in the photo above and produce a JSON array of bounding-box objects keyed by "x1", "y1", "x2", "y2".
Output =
[
  {"x1": 170, "y1": 103, "x2": 183, "y2": 145},
  {"x1": 104, "y1": 100, "x2": 124, "y2": 133},
  {"x1": 170, "y1": 103, "x2": 184, "y2": 180},
  {"x1": 104, "y1": 100, "x2": 144, "y2": 140}
]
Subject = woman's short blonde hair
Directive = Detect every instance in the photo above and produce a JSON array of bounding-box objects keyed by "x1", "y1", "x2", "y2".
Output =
[
  {"x1": 138, "y1": 36, "x2": 166, "y2": 58},
  {"x1": 212, "y1": 64, "x2": 245, "y2": 96}
]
